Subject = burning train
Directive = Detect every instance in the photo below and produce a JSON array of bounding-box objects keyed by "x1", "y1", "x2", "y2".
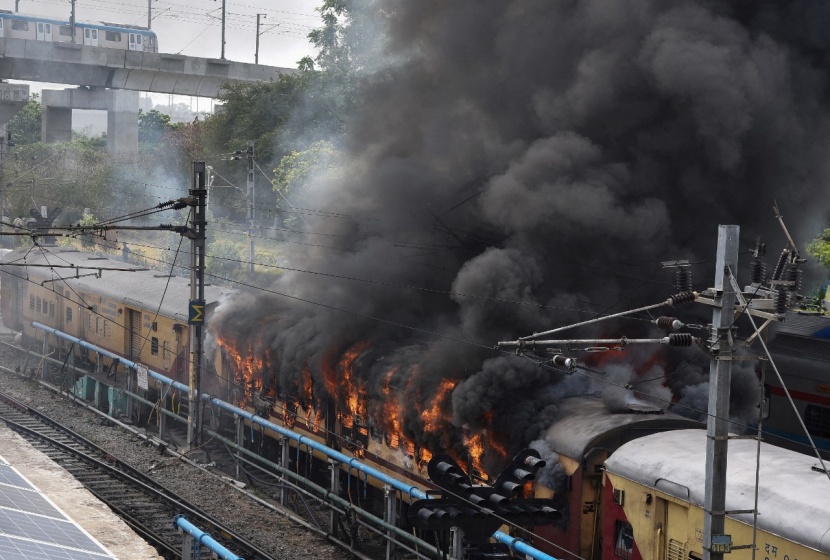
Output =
[{"x1": 2, "y1": 246, "x2": 830, "y2": 559}]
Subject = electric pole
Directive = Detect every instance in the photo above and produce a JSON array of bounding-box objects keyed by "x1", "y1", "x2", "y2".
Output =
[
  {"x1": 147, "y1": 0, "x2": 152, "y2": 30},
  {"x1": 255, "y1": 14, "x2": 266, "y2": 64},
  {"x1": 15, "y1": 0, "x2": 19, "y2": 13},
  {"x1": 246, "y1": 141, "x2": 255, "y2": 281},
  {"x1": 220, "y1": 0, "x2": 226, "y2": 59},
  {"x1": 702, "y1": 225, "x2": 739, "y2": 560},
  {"x1": 70, "y1": 0, "x2": 76, "y2": 43},
  {"x1": 186, "y1": 163, "x2": 207, "y2": 448}
]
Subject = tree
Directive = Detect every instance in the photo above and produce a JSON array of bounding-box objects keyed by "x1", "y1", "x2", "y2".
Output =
[
  {"x1": 7, "y1": 95, "x2": 42, "y2": 147},
  {"x1": 138, "y1": 109, "x2": 172, "y2": 145},
  {"x1": 806, "y1": 228, "x2": 830, "y2": 270},
  {"x1": 272, "y1": 140, "x2": 344, "y2": 222}
]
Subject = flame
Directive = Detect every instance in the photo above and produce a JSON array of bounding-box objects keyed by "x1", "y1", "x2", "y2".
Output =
[
  {"x1": 216, "y1": 332, "x2": 264, "y2": 407},
  {"x1": 421, "y1": 379, "x2": 457, "y2": 433},
  {"x1": 464, "y1": 432, "x2": 485, "y2": 473}
]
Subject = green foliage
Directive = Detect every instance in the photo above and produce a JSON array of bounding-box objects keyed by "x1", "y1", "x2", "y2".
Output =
[
  {"x1": 2, "y1": 142, "x2": 113, "y2": 225},
  {"x1": 206, "y1": 238, "x2": 243, "y2": 279},
  {"x1": 138, "y1": 109, "x2": 172, "y2": 145},
  {"x1": 7, "y1": 95, "x2": 42, "y2": 147},
  {"x1": 272, "y1": 140, "x2": 344, "y2": 203},
  {"x1": 806, "y1": 228, "x2": 830, "y2": 270}
]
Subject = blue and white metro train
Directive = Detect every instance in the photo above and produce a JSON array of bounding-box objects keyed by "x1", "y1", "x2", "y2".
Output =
[{"x1": 0, "y1": 10, "x2": 157, "y2": 52}]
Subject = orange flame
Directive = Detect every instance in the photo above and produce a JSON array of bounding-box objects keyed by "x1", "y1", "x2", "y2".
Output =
[
  {"x1": 216, "y1": 332, "x2": 264, "y2": 407},
  {"x1": 421, "y1": 379, "x2": 457, "y2": 433}
]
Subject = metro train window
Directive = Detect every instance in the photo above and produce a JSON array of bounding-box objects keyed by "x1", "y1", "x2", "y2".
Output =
[
  {"x1": 91, "y1": 29, "x2": 97, "y2": 39},
  {"x1": 151, "y1": 337, "x2": 159, "y2": 355},
  {"x1": 84, "y1": 29, "x2": 89, "y2": 38},
  {"x1": 105, "y1": 31, "x2": 121, "y2": 42},
  {"x1": 59, "y1": 26, "x2": 71, "y2": 36},
  {"x1": 11, "y1": 20, "x2": 28, "y2": 31},
  {"x1": 37, "y1": 23, "x2": 42, "y2": 33},
  {"x1": 805, "y1": 405, "x2": 830, "y2": 439},
  {"x1": 613, "y1": 520, "x2": 633, "y2": 559}
]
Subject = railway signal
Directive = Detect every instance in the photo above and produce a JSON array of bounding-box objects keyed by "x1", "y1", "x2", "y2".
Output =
[{"x1": 409, "y1": 449, "x2": 559, "y2": 559}]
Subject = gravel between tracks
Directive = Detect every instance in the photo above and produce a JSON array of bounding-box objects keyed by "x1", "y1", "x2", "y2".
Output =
[{"x1": 0, "y1": 332, "x2": 353, "y2": 560}]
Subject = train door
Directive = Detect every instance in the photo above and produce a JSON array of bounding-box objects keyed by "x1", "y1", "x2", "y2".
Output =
[
  {"x1": 0, "y1": 19, "x2": 5, "y2": 38},
  {"x1": 128, "y1": 33, "x2": 141, "y2": 51},
  {"x1": 656, "y1": 498, "x2": 689, "y2": 560},
  {"x1": 127, "y1": 308, "x2": 142, "y2": 362},
  {"x1": 43, "y1": 23, "x2": 52, "y2": 41},
  {"x1": 36, "y1": 22, "x2": 46, "y2": 41},
  {"x1": 83, "y1": 28, "x2": 98, "y2": 46}
]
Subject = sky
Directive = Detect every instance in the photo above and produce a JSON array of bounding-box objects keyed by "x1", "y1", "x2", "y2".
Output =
[{"x1": 7, "y1": 0, "x2": 323, "y2": 99}]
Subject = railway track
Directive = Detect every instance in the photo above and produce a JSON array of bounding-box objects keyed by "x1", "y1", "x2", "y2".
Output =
[{"x1": 0, "y1": 390, "x2": 277, "y2": 560}]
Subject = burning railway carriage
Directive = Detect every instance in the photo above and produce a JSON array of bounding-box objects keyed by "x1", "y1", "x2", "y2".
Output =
[
  {"x1": 0, "y1": 248, "x2": 225, "y2": 383},
  {"x1": 603, "y1": 429, "x2": 830, "y2": 560}
]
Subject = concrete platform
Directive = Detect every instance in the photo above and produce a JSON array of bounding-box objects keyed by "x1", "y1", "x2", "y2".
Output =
[{"x1": 0, "y1": 423, "x2": 162, "y2": 559}]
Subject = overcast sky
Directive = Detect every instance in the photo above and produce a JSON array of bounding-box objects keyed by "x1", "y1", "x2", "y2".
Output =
[{"x1": 8, "y1": 0, "x2": 323, "y2": 98}]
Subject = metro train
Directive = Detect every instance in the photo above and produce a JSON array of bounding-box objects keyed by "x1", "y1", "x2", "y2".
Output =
[
  {"x1": 0, "y1": 10, "x2": 158, "y2": 52},
  {"x1": 1, "y1": 246, "x2": 828, "y2": 560}
]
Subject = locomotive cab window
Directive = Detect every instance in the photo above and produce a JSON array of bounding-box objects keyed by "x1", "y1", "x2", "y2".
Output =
[
  {"x1": 11, "y1": 20, "x2": 28, "y2": 31},
  {"x1": 613, "y1": 520, "x2": 633, "y2": 560}
]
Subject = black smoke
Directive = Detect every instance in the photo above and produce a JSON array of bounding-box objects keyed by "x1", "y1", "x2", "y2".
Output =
[{"x1": 210, "y1": 0, "x2": 830, "y2": 468}]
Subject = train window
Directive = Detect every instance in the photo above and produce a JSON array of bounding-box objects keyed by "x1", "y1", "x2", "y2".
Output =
[
  {"x1": 91, "y1": 29, "x2": 97, "y2": 39},
  {"x1": 613, "y1": 520, "x2": 633, "y2": 559},
  {"x1": 805, "y1": 405, "x2": 830, "y2": 439},
  {"x1": 105, "y1": 31, "x2": 121, "y2": 42},
  {"x1": 59, "y1": 25, "x2": 72, "y2": 36},
  {"x1": 66, "y1": 308, "x2": 72, "y2": 323},
  {"x1": 49, "y1": 302, "x2": 54, "y2": 318},
  {"x1": 29, "y1": 295, "x2": 34, "y2": 310},
  {"x1": 84, "y1": 28, "x2": 89, "y2": 38},
  {"x1": 44, "y1": 24, "x2": 50, "y2": 33},
  {"x1": 11, "y1": 20, "x2": 28, "y2": 31},
  {"x1": 36, "y1": 297, "x2": 41, "y2": 313},
  {"x1": 151, "y1": 337, "x2": 159, "y2": 355},
  {"x1": 152, "y1": 321, "x2": 158, "y2": 332},
  {"x1": 37, "y1": 23, "x2": 42, "y2": 33}
]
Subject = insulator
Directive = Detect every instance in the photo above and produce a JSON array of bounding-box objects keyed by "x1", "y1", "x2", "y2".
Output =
[
  {"x1": 771, "y1": 249, "x2": 789, "y2": 281},
  {"x1": 786, "y1": 263, "x2": 802, "y2": 292},
  {"x1": 775, "y1": 287, "x2": 788, "y2": 314},
  {"x1": 749, "y1": 258, "x2": 766, "y2": 285},
  {"x1": 675, "y1": 268, "x2": 693, "y2": 292},
  {"x1": 667, "y1": 333, "x2": 693, "y2": 347},
  {"x1": 551, "y1": 355, "x2": 575, "y2": 369},
  {"x1": 668, "y1": 291, "x2": 696, "y2": 306},
  {"x1": 656, "y1": 316, "x2": 684, "y2": 331}
]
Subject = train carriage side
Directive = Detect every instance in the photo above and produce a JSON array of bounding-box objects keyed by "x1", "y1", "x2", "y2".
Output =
[
  {"x1": 530, "y1": 398, "x2": 702, "y2": 560},
  {"x1": 604, "y1": 429, "x2": 830, "y2": 560}
]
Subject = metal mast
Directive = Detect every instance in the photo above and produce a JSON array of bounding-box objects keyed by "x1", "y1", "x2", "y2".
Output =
[
  {"x1": 255, "y1": 14, "x2": 266, "y2": 64},
  {"x1": 186, "y1": 163, "x2": 207, "y2": 447},
  {"x1": 246, "y1": 141, "x2": 255, "y2": 281},
  {"x1": 703, "y1": 225, "x2": 739, "y2": 560}
]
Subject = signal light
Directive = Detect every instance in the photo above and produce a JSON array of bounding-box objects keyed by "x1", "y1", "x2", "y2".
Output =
[{"x1": 409, "y1": 448, "x2": 560, "y2": 552}]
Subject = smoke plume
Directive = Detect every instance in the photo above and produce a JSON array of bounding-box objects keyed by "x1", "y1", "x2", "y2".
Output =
[{"x1": 210, "y1": 1, "x2": 830, "y2": 469}]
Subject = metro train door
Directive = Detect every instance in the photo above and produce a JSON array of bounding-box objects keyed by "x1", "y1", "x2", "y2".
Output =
[
  {"x1": 127, "y1": 308, "x2": 142, "y2": 362},
  {"x1": 36, "y1": 22, "x2": 46, "y2": 41},
  {"x1": 128, "y1": 33, "x2": 140, "y2": 51},
  {"x1": 83, "y1": 28, "x2": 98, "y2": 46},
  {"x1": 43, "y1": 23, "x2": 52, "y2": 41}
]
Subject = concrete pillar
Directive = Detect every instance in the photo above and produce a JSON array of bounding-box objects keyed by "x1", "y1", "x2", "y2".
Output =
[
  {"x1": 41, "y1": 88, "x2": 139, "y2": 155},
  {"x1": 42, "y1": 105, "x2": 72, "y2": 143},
  {"x1": 0, "y1": 83, "x2": 30, "y2": 167},
  {"x1": 106, "y1": 90, "x2": 138, "y2": 155}
]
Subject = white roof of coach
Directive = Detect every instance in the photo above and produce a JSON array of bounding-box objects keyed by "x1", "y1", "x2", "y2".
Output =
[
  {"x1": 2, "y1": 248, "x2": 225, "y2": 322},
  {"x1": 605, "y1": 429, "x2": 830, "y2": 553}
]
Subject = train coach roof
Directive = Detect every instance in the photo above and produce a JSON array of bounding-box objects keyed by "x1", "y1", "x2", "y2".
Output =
[
  {"x1": 541, "y1": 397, "x2": 702, "y2": 461},
  {"x1": 1, "y1": 248, "x2": 225, "y2": 321},
  {"x1": 605, "y1": 429, "x2": 830, "y2": 553}
]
